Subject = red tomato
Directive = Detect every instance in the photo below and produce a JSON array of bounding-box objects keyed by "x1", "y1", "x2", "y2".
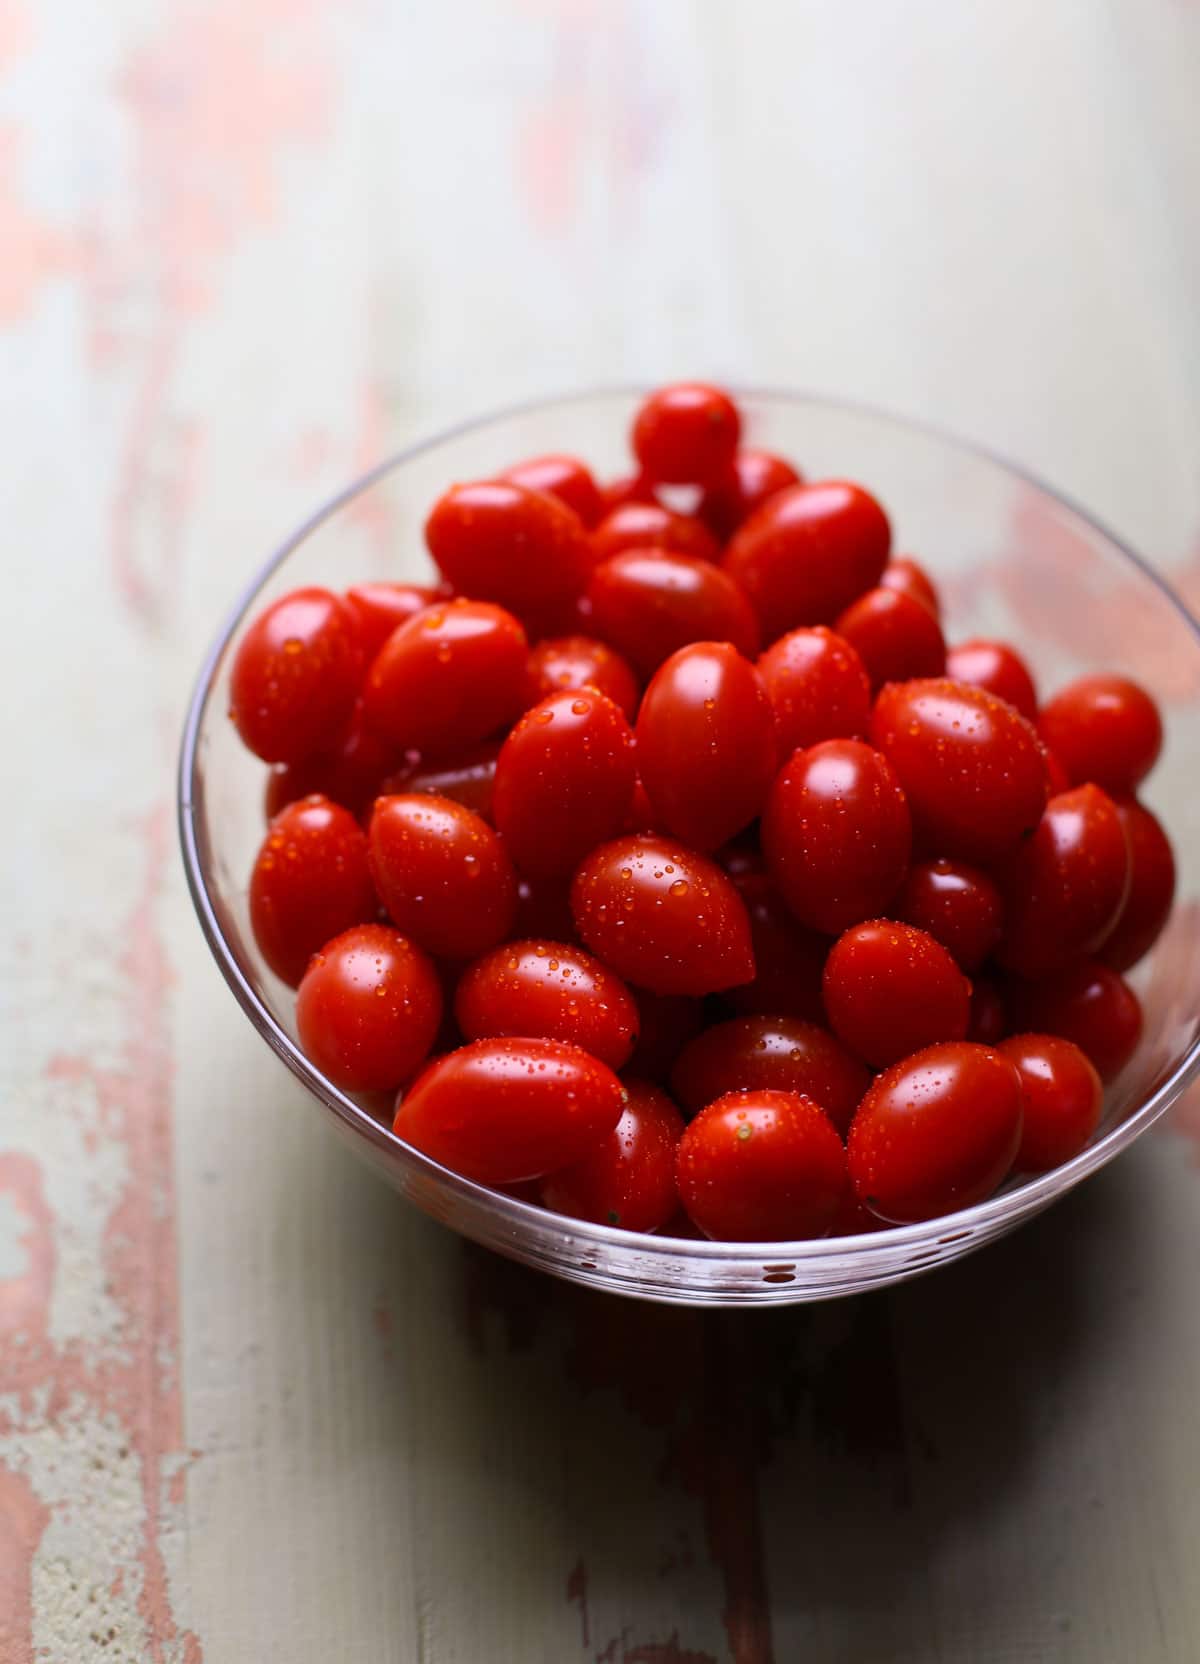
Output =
[
  {"x1": 676, "y1": 1089, "x2": 847, "y2": 1241},
  {"x1": 525, "y1": 634, "x2": 640, "y2": 719},
  {"x1": 621, "y1": 776, "x2": 664, "y2": 833},
  {"x1": 231, "y1": 586, "x2": 364, "y2": 763},
  {"x1": 540, "y1": 1080, "x2": 684, "y2": 1232},
  {"x1": 945, "y1": 639, "x2": 1039, "y2": 721},
  {"x1": 1000, "y1": 1034, "x2": 1103, "y2": 1172},
  {"x1": 870, "y1": 678, "x2": 1047, "y2": 864},
  {"x1": 344, "y1": 582, "x2": 436, "y2": 660},
  {"x1": 368, "y1": 793, "x2": 516, "y2": 960},
  {"x1": 499, "y1": 454, "x2": 605, "y2": 527},
  {"x1": 631, "y1": 382, "x2": 742, "y2": 486},
  {"x1": 587, "y1": 549, "x2": 760, "y2": 676},
  {"x1": 1041, "y1": 745, "x2": 1071, "y2": 795},
  {"x1": 847, "y1": 1042, "x2": 1023, "y2": 1223},
  {"x1": 636, "y1": 642, "x2": 776, "y2": 851},
  {"x1": 249, "y1": 795, "x2": 378, "y2": 985},
  {"x1": 295, "y1": 923, "x2": 442, "y2": 1092},
  {"x1": 263, "y1": 702, "x2": 400, "y2": 823},
  {"x1": 880, "y1": 557, "x2": 941, "y2": 618},
  {"x1": 756, "y1": 626, "x2": 872, "y2": 756},
  {"x1": 362, "y1": 600, "x2": 528, "y2": 754},
  {"x1": 1101, "y1": 798, "x2": 1176, "y2": 971},
  {"x1": 821, "y1": 920, "x2": 971, "y2": 1069},
  {"x1": 968, "y1": 977, "x2": 1010, "y2": 1045},
  {"x1": 670, "y1": 1014, "x2": 869, "y2": 1135},
  {"x1": 724, "y1": 871, "x2": 828, "y2": 1022},
  {"x1": 827, "y1": 1186, "x2": 886, "y2": 1237},
  {"x1": 997, "y1": 785, "x2": 1130, "y2": 977},
  {"x1": 379, "y1": 740, "x2": 501, "y2": 823},
  {"x1": 1008, "y1": 960, "x2": 1143, "y2": 1081},
  {"x1": 835, "y1": 587, "x2": 946, "y2": 691},
  {"x1": 700, "y1": 448, "x2": 803, "y2": 540},
  {"x1": 723, "y1": 481, "x2": 891, "y2": 639},
  {"x1": 425, "y1": 480, "x2": 593, "y2": 614},
  {"x1": 761, "y1": 739, "x2": 912, "y2": 935},
  {"x1": 590, "y1": 501, "x2": 720, "y2": 564},
  {"x1": 493, "y1": 689, "x2": 636, "y2": 877},
  {"x1": 394, "y1": 1037, "x2": 625, "y2": 1184},
  {"x1": 455, "y1": 938, "x2": 639, "y2": 1070},
  {"x1": 512, "y1": 871, "x2": 578, "y2": 942},
  {"x1": 1039, "y1": 674, "x2": 1163, "y2": 795},
  {"x1": 571, "y1": 835, "x2": 755, "y2": 996},
  {"x1": 627, "y1": 991, "x2": 704, "y2": 1082},
  {"x1": 597, "y1": 473, "x2": 658, "y2": 517},
  {"x1": 896, "y1": 857, "x2": 1003, "y2": 972}
]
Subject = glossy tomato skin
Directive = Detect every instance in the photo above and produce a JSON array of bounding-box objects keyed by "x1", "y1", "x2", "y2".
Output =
[
  {"x1": 631, "y1": 382, "x2": 742, "y2": 486},
  {"x1": 636, "y1": 642, "x2": 776, "y2": 851},
  {"x1": 1008, "y1": 960, "x2": 1142, "y2": 1081},
  {"x1": 362, "y1": 600, "x2": 528, "y2": 754},
  {"x1": 263, "y1": 702, "x2": 400, "y2": 823},
  {"x1": 525, "y1": 635, "x2": 640, "y2": 719},
  {"x1": 454, "y1": 938, "x2": 639, "y2": 1070},
  {"x1": 834, "y1": 587, "x2": 946, "y2": 691},
  {"x1": 295, "y1": 923, "x2": 442, "y2": 1093},
  {"x1": 944, "y1": 639, "x2": 1038, "y2": 722},
  {"x1": 997, "y1": 785, "x2": 1130, "y2": 978},
  {"x1": 723, "y1": 481, "x2": 891, "y2": 640},
  {"x1": 591, "y1": 501, "x2": 719, "y2": 564},
  {"x1": 425, "y1": 480, "x2": 593, "y2": 614},
  {"x1": 571, "y1": 834, "x2": 755, "y2": 996},
  {"x1": 847, "y1": 1042, "x2": 1023, "y2": 1223},
  {"x1": 379, "y1": 740, "x2": 501, "y2": 823},
  {"x1": 499, "y1": 454, "x2": 605, "y2": 527},
  {"x1": 756, "y1": 626, "x2": 872, "y2": 756},
  {"x1": 1100, "y1": 799, "x2": 1177, "y2": 971},
  {"x1": 231, "y1": 586, "x2": 364, "y2": 764},
  {"x1": 368, "y1": 793, "x2": 516, "y2": 960},
  {"x1": 724, "y1": 871, "x2": 828, "y2": 1022},
  {"x1": 540, "y1": 1080, "x2": 684, "y2": 1231},
  {"x1": 1000, "y1": 1034, "x2": 1103, "y2": 1172},
  {"x1": 880, "y1": 557, "x2": 941, "y2": 618},
  {"x1": 394, "y1": 1037, "x2": 626, "y2": 1185},
  {"x1": 627, "y1": 990, "x2": 704, "y2": 1082},
  {"x1": 1039, "y1": 674, "x2": 1163, "y2": 795},
  {"x1": 896, "y1": 857, "x2": 1003, "y2": 972},
  {"x1": 700, "y1": 449, "x2": 803, "y2": 541},
  {"x1": 821, "y1": 920, "x2": 971, "y2": 1069},
  {"x1": 670, "y1": 1014, "x2": 869, "y2": 1135},
  {"x1": 761, "y1": 739, "x2": 912, "y2": 935},
  {"x1": 676, "y1": 1089, "x2": 847, "y2": 1241},
  {"x1": 597, "y1": 472, "x2": 658, "y2": 517},
  {"x1": 249, "y1": 795, "x2": 378, "y2": 985},
  {"x1": 493, "y1": 689, "x2": 636, "y2": 877},
  {"x1": 870, "y1": 678, "x2": 1047, "y2": 864},
  {"x1": 587, "y1": 549, "x2": 760, "y2": 676},
  {"x1": 344, "y1": 583, "x2": 436, "y2": 659}
]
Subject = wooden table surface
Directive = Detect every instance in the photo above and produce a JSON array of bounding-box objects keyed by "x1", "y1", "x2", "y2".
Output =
[{"x1": 5, "y1": 3, "x2": 1200, "y2": 1659}]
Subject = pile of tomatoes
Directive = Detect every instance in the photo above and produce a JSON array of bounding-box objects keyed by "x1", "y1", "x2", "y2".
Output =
[{"x1": 229, "y1": 382, "x2": 1175, "y2": 1242}]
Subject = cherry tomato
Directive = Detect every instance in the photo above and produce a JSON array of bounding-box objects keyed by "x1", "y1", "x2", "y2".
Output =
[
  {"x1": 636, "y1": 642, "x2": 776, "y2": 851},
  {"x1": 344, "y1": 582, "x2": 436, "y2": 660},
  {"x1": 870, "y1": 678, "x2": 1047, "y2": 863},
  {"x1": 724, "y1": 871, "x2": 828, "y2": 1022},
  {"x1": 1008, "y1": 960, "x2": 1143, "y2": 1081},
  {"x1": 379, "y1": 740, "x2": 501, "y2": 823},
  {"x1": 264, "y1": 702, "x2": 400, "y2": 823},
  {"x1": 756, "y1": 626, "x2": 871, "y2": 756},
  {"x1": 571, "y1": 835, "x2": 755, "y2": 996},
  {"x1": 230, "y1": 586, "x2": 364, "y2": 764},
  {"x1": 1100, "y1": 798, "x2": 1176, "y2": 971},
  {"x1": 999, "y1": 1034, "x2": 1103, "y2": 1172},
  {"x1": 944, "y1": 638, "x2": 1038, "y2": 721},
  {"x1": 493, "y1": 690, "x2": 636, "y2": 877},
  {"x1": 997, "y1": 785, "x2": 1130, "y2": 978},
  {"x1": 525, "y1": 634, "x2": 640, "y2": 719},
  {"x1": 368, "y1": 793, "x2": 516, "y2": 960},
  {"x1": 896, "y1": 857, "x2": 1003, "y2": 972},
  {"x1": 847, "y1": 1042, "x2": 1023, "y2": 1223},
  {"x1": 676, "y1": 1089, "x2": 847, "y2": 1241},
  {"x1": 880, "y1": 557, "x2": 941, "y2": 618},
  {"x1": 590, "y1": 501, "x2": 719, "y2": 564},
  {"x1": 499, "y1": 454, "x2": 604, "y2": 527},
  {"x1": 834, "y1": 586, "x2": 946, "y2": 691},
  {"x1": 827, "y1": 1186, "x2": 886, "y2": 1237},
  {"x1": 1039, "y1": 674, "x2": 1163, "y2": 796},
  {"x1": 394, "y1": 1036, "x2": 625, "y2": 1185},
  {"x1": 621, "y1": 776, "x2": 663, "y2": 833},
  {"x1": 1041, "y1": 745, "x2": 1071, "y2": 795},
  {"x1": 631, "y1": 382, "x2": 742, "y2": 486},
  {"x1": 821, "y1": 920, "x2": 971, "y2": 1068},
  {"x1": 597, "y1": 473, "x2": 658, "y2": 517},
  {"x1": 761, "y1": 739, "x2": 911, "y2": 935},
  {"x1": 425, "y1": 480, "x2": 593, "y2": 614},
  {"x1": 455, "y1": 938, "x2": 639, "y2": 1070},
  {"x1": 700, "y1": 449, "x2": 803, "y2": 540},
  {"x1": 723, "y1": 481, "x2": 891, "y2": 639},
  {"x1": 512, "y1": 871, "x2": 578, "y2": 942},
  {"x1": 968, "y1": 977, "x2": 1010, "y2": 1045},
  {"x1": 295, "y1": 923, "x2": 442, "y2": 1092},
  {"x1": 627, "y1": 991, "x2": 704, "y2": 1082},
  {"x1": 540, "y1": 1080, "x2": 684, "y2": 1231},
  {"x1": 362, "y1": 600, "x2": 528, "y2": 754},
  {"x1": 587, "y1": 549, "x2": 760, "y2": 676},
  {"x1": 249, "y1": 795, "x2": 378, "y2": 985},
  {"x1": 670, "y1": 1014, "x2": 869, "y2": 1135}
]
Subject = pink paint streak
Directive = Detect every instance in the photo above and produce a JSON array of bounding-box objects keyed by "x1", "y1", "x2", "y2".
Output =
[
  {"x1": 0, "y1": 127, "x2": 76, "y2": 323},
  {"x1": 0, "y1": 1463, "x2": 50, "y2": 1664}
]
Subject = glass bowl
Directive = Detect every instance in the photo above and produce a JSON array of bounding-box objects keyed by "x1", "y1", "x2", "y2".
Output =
[{"x1": 178, "y1": 389, "x2": 1200, "y2": 1306}]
